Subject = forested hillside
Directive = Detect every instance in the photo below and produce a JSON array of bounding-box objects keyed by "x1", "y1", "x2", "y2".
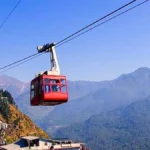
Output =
[
  {"x1": 54, "y1": 96, "x2": 150, "y2": 150},
  {"x1": 0, "y1": 89, "x2": 49, "y2": 144}
]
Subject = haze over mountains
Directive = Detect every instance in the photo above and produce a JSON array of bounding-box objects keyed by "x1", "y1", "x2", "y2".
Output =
[
  {"x1": 40, "y1": 67, "x2": 150, "y2": 133},
  {"x1": 54, "y1": 97, "x2": 150, "y2": 150},
  {"x1": 1, "y1": 67, "x2": 150, "y2": 134},
  {"x1": 0, "y1": 74, "x2": 29, "y2": 98}
]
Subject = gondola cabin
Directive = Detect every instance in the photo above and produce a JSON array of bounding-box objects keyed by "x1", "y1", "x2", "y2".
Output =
[{"x1": 30, "y1": 74, "x2": 68, "y2": 106}]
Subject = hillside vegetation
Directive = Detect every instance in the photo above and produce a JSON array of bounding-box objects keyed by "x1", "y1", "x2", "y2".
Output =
[
  {"x1": 54, "y1": 96, "x2": 150, "y2": 150},
  {"x1": 0, "y1": 89, "x2": 49, "y2": 144}
]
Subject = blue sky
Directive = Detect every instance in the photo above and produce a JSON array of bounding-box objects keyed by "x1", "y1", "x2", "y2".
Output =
[{"x1": 0, "y1": 0, "x2": 150, "y2": 82}]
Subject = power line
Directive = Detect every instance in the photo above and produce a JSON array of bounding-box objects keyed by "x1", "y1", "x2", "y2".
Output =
[
  {"x1": 56, "y1": 0, "x2": 149, "y2": 47},
  {"x1": 56, "y1": 0, "x2": 136, "y2": 45},
  {"x1": 0, "y1": 0, "x2": 136, "y2": 71},
  {"x1": 0, "y1": 53, "x2": 44, "y2": 74},
  {"x1": 0, "y1": 53, "x2": 39, "y2": 70},
  {"x1": 0, "y1": 0, "x2": 145, "y2": 73},
  {"x1": 0, "y1": 0, "x2": 22, "y2": 29}
]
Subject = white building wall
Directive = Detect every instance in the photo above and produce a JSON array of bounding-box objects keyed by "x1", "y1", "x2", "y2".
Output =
[{"x1": 30, "y1": 140, "x2": 52, "y2": 149}]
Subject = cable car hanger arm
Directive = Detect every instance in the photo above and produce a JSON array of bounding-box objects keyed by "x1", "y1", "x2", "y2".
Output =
[{"x1": 37, "y1": 42, "x2": 60, "y2": 76}]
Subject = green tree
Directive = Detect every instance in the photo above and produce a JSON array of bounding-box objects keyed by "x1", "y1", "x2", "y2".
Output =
[{"x1": 3, "y1": 90, "x2": 15, "y2": 105}]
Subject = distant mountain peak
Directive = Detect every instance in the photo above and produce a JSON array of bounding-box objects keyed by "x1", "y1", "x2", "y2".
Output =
[
  {"x1": 0, "y1": 74, "x2": 29, "y2": 98},
  {"x1": 133, "y1": 67, "x2": 150, "y2": 73},
  {"x1": 0, "y1": 74, "x2": 24, "y2": 85},
  {"x1": 130, "y1": 67, "x2": 150, "y2": 79},
  {"x1": 117, "y1": 67, "x2": 150, "y2": 80}
]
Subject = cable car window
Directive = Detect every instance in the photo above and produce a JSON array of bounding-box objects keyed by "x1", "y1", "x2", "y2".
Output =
[
  {"x1": 61, "y1": 85, "x2": 66, "y2": 93},
  {"x1": 50, "y1": 79, "x2": 60, "y2": 84},
  {"x1": 52, "y1": 85, "x2": 60, "y2": 92},
  {"x1": 56, "y1": 85, "x2": 61, "y2": 92},
  {"x1": 31, "y1": 90, "x2": 34, "y2": 99},
  {"x1": 31, "y1": 84, "x2": 34, "y2": 90},
  {"x1": 44, "y1": 78, "x2": 50, "y2": 83},
  {"x1": 45, "y1": 85, "x2": 50, "y2": 93},
  {"x1": 60, "y1": 79, "x2": 66, "y2": 84},
  {"x1": 50, "y1": 79, "x2": 56, "y2": 84}
]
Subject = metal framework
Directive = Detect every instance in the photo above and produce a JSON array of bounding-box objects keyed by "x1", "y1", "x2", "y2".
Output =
[{"x1": 36, "y1": 42, "x2": 60, "y2": 77}]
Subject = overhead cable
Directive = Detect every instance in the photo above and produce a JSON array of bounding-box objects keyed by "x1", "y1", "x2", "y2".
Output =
[
  {"x1": 56, "y1": 0, "x2": 136, "y2": 45},
  {"x1": 56, "y1": 0, "x2": 149, "y2": 47},
  {"x1": 0, "y1": 0, "x2": 22, "y2": 29},
  {"x1": 0, "y1": 53, "x2": 43, "y2": 74},
  {"x1": 1, "y1": 0, "x2": 146, "y2": 73},
  {"x1": 0, "y1": 53, "x2": 39, "y2": 70}
]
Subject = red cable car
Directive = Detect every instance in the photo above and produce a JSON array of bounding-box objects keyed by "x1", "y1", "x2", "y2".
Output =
[{"x1": 30, "y1": 43, "x2": 68, "y2": 106}]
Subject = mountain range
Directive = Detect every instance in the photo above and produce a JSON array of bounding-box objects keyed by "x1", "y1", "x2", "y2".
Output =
[
  {"x1": 0, "y1": 75, "x2": 29, "y2": 98},
  {"x1": 38, "y1": 67, "x2": 150, "y2": 133},
  {"x1": 1, "y1": 67, "x2": 150, "y2": 135},
  {"x1": 53, "y1": 96, "x2": 150, "y2": 150}
]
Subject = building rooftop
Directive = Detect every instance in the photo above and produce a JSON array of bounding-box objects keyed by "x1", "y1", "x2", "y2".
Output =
[
  {"x1": 0, "y1": 136, "x2": 87, "y2": 150},
  {"x1": 21, "y1": 136, "x2": 39, "y2": 141}
]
